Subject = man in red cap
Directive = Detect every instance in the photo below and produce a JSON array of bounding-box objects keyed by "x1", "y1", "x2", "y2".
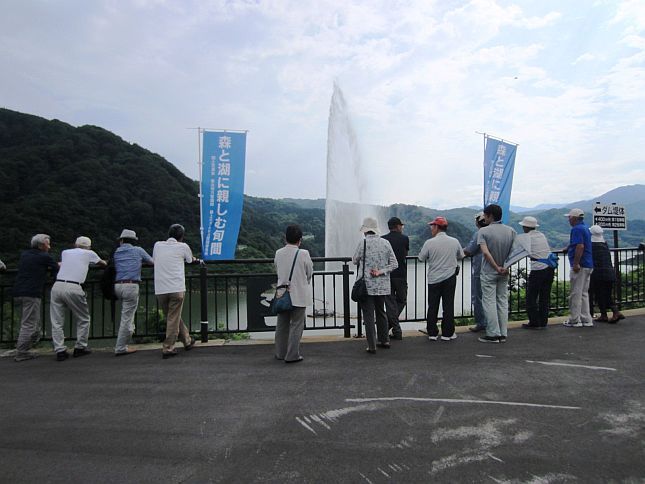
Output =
[{"x1": 418, "y1": 216, "x2": 464, "y2": 341}]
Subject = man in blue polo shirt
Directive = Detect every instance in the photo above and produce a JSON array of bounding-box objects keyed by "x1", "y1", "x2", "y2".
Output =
[
  {"x1": 563, "y1": 208, "x2": 594, "y2": 328},
  {"x1": 113, "y1": 229, "x2": 153, "y2": 356}
]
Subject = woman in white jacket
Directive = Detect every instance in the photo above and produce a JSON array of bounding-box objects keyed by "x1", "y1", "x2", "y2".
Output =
[{"x1": 273, "y1": 224, "x2": 314, "y2": 363}]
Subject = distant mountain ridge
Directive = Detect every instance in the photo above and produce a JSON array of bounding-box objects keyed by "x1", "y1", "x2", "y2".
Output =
[{"x1": 512, "y1": 184, "x2": 645, "y2": 219}]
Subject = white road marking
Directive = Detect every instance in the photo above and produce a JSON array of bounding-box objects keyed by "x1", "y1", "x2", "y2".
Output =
[
  {"x1": 475, "y1": 354, "x2": 495, "y2": 358},
  {"x1": 488, "y1": 453, "x2": 504, "y2": 463},
  {"x1": 358, "y1": 472, "x2": 374, "y2": 484},
  {"x1": 525, "y1": 360, "x2": 616, "y2": 371},
  {"x1": 405, "y1": 374, "x2": 418, "y2": 389},
  {"x1": 346, "y1": 397, "x2": 580, "y2": 410},
  {"x1": 377, "y1": 467, "x2": 390, "y2": 477},
  {"x1": 432, "y1": 405, "x2": 445, "y2": 424},
  {"x1": 310, "y1": 414, "x2": 331, "y2": 430},
  {"x1": 295, "y1": 416, "x2": 318, "y2": 435}
]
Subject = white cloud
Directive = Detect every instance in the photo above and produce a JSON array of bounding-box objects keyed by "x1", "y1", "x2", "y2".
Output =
[
  {"x1": 573, "y1": 53, "x2": 597, "y2": 65},
  {"x1": 0, "y1": 0, "x2": 643, "y2": 209}
]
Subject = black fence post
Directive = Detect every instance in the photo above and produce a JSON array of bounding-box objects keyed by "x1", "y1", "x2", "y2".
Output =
[
  {"x1": 342, "y1": 263, "x2": 351, "y2": 338},
  {"x1": 200, "y1": 262, "x2": 209, "y2": 343}
]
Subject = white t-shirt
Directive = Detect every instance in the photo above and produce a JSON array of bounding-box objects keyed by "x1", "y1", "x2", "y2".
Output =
[
  {"x1": 57, "y1": 248, "x2": 101, "y2": 283},
  {"x1": 153, "y1": 238, "x2": 194, "y2": 295}
]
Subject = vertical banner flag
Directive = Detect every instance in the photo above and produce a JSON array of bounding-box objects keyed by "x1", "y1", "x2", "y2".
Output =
[
  {"x1": 201, "y1": 131, "x2": 246, "y2": 260},
  {"x1": 483, "y1": 136, "x2": 517, "y2": 225}
]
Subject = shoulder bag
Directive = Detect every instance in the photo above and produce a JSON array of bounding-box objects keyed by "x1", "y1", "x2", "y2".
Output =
[
  {"x1": 269, "y1": 249, "x2": 299, "y2": 315},
  {"x1": 351, "y1": 239, "x2": 369, "y2": 303}
]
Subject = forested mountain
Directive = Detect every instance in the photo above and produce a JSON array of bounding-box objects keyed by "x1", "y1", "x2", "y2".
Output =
[
  {"x1": 0, "y1": 108, "x2": 201, "y2": 263},
  {"x1": 0, "y1": 109, "x2": 329, "y2": 264},
  {"x1": 0, "y1": 108, "x2": 642, "y2": 266}
]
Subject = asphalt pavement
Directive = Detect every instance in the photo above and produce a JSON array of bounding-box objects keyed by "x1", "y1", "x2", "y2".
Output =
[{"x1": 0, "y1": 314, "x2": 644, "y2": 483}]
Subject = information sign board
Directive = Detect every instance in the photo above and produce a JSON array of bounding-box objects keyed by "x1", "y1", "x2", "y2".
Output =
[{"x1": 592, "y1": 203, "x2": 627, "y2": 230}]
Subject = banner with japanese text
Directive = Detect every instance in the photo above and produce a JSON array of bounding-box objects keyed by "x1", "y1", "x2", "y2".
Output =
[
  {"x1": 483, "y1": 137, "x2": 517, "y2": 225},
  {"x1": 201, "y1": 131, "x2": 246, "y2": 260}
]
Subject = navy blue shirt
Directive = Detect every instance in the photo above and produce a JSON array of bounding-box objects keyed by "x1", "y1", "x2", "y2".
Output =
[
  {"x1": 382, "y1": 231, "x2": 409, "y2": 279},
  {"x1": 568, "y1": 221, "x2": 593, "y2": 268},
  {"x1": 12, "y1": 249, "x2": 58, "y2": 298}
]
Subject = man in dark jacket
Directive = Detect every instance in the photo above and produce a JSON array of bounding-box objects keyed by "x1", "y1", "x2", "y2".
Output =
[
  {"x1": 12, "y1": 234, "x2": 59, "y2": 361},
  {"x1": 382, "y1": 217, "x2": 409, "y2": 340}
]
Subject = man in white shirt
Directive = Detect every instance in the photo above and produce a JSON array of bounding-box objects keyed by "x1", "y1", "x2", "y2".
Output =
[
  {"x1": 153, "y1": 224, "x2": 199, "y2": 359},
  {"x1": 519, "y1": 216, "x2": 554, "y2": 329},
  {"x1": 418, "y1": 217, "x2": 465, "y2": 341},
  {"x1": 50, "y1": 236, "x2": 107, "y2": 361}
]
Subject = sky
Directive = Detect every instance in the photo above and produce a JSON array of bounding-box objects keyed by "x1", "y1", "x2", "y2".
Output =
[{"x1": 1, "y1": 0, "x2": 644, "y2": 209}]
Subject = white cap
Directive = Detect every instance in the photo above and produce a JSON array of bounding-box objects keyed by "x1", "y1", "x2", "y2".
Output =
[
  {"x1": 75, "y1": 236, "x2": 92, "y2": 248},
  {"x1": 564, "y1": 208, "x2": 584, "y2": 218},
  {"x1": 589, "y1": 224, "x2": 605, "y2": 243},
  {"x1": 359, "y1": 217, "x2": 379, "y2": 235},
  {"x1": 519, "y1": 216, "x2": 539, "y2": 228},
  {"x1": 119, "y1": 229, "x2": 138, "y2": 241}
]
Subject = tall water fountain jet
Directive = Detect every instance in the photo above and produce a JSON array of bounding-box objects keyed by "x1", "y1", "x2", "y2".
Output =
[{"x1": 325, "y1": 83, "x2": 387, "y2": 261}]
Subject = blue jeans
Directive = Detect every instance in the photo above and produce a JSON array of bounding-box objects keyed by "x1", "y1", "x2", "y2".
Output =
[{"x1": 480, "y1": 272, "x2": 509, "y2": 338}]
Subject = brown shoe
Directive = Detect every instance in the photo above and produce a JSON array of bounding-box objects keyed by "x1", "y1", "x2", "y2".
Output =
[
  {"x1": 609, "y1": 313, "x2": 624, "y2": 323},
  {"x1": 184, "y1": 337, "x2": 196, "y2": 351},
  {"x1": 115, "y1": 348, "x2": 137, "y2": 356}
]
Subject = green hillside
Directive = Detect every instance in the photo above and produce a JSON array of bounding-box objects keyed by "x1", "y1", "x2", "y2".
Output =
[
  {"x1": 0, "y1": 109, "x2": 201, "y2": 263},
  {"x1": 0, "y1": 109, "x2": 331, "y2": 264}
]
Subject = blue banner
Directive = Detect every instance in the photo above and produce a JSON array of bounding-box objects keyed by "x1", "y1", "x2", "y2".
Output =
[
  {"x1": 483, "y1": 137, "x2": 517, "y2": 224},
  {"x1": 201, "y1": 131, "x2": 246, "y2": 260}
]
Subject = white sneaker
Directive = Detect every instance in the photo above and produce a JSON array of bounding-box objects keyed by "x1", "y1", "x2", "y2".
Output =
[
  {"x1": 582, "y1": 320, "x2": 594, "y2": 327},
  {"x1": 563, "y1": 320, "x2": 583, "y2": 327},
  {"x1": 441, "y1": 334, "x2": 457, "y2": 341},
  {"x1": 428, "y1": 335, "x2": 439, "y2": 341}
]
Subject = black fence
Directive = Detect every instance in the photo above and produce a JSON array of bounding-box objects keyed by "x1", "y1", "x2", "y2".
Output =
[{"x1": 1, "y1": 248, "x2": 643, "y2": 345}]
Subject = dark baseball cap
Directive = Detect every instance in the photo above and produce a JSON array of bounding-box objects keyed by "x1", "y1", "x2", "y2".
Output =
[{"x1": 387, "y1": 217, "x2": 404, "y2": 229}]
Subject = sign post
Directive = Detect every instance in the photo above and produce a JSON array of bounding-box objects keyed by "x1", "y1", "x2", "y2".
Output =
[{"x1": 592, "y1": 202, "x2": 627, "y2": 309}]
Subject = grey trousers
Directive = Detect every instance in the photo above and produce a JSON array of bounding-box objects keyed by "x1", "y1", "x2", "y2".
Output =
[
  {"x1": 115, "y1": 283, "x2": 139, "y2": 353},
  {"x1": 481, "y1": 272, "x2": 509, "y2": 338},
  {"x1": 361, "y1": 295, "x2": 389, "y2": 350},
  {"x1": 275, "y1": 307, "x2": 306, "y2": 362},
  {"x1": 50, "y1": 281, "x2": 91, "y2": 353},
  {"x1": 15, "y1": 297, "x2": 42, "y2": 355}
]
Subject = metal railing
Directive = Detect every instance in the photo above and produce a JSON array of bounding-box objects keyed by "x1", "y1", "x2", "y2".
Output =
[{"x1": 1, "y1": 249, "x2": 643, "y2": 344}]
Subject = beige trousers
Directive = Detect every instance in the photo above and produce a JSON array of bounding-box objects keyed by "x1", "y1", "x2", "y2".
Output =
[{"x1": 157, "y1": 292, "x2": 191, "y2": 353}]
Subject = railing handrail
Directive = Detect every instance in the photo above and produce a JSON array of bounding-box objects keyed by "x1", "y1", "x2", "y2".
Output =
[{"x1": 1, "y1": 247, "x2": 643, "y2": 344}]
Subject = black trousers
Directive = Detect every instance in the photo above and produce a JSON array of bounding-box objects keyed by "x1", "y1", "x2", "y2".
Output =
[
  {"x1": 385, "y1": 278, "x2": 407, "y2": 336},
  {"x1": 426, "y1": 275, "x2": 456, "y2": 337},
  {"x1": 589, "y1": 279, "x2": 617, "y2": 314},
  {"x1": 526, "y1": 267, "x2": 554, "y2": 327}
]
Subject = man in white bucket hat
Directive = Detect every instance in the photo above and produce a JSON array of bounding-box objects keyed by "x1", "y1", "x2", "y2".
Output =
[{"x1": 113, "y1": 229, "x2": 153, "y2": 356}]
